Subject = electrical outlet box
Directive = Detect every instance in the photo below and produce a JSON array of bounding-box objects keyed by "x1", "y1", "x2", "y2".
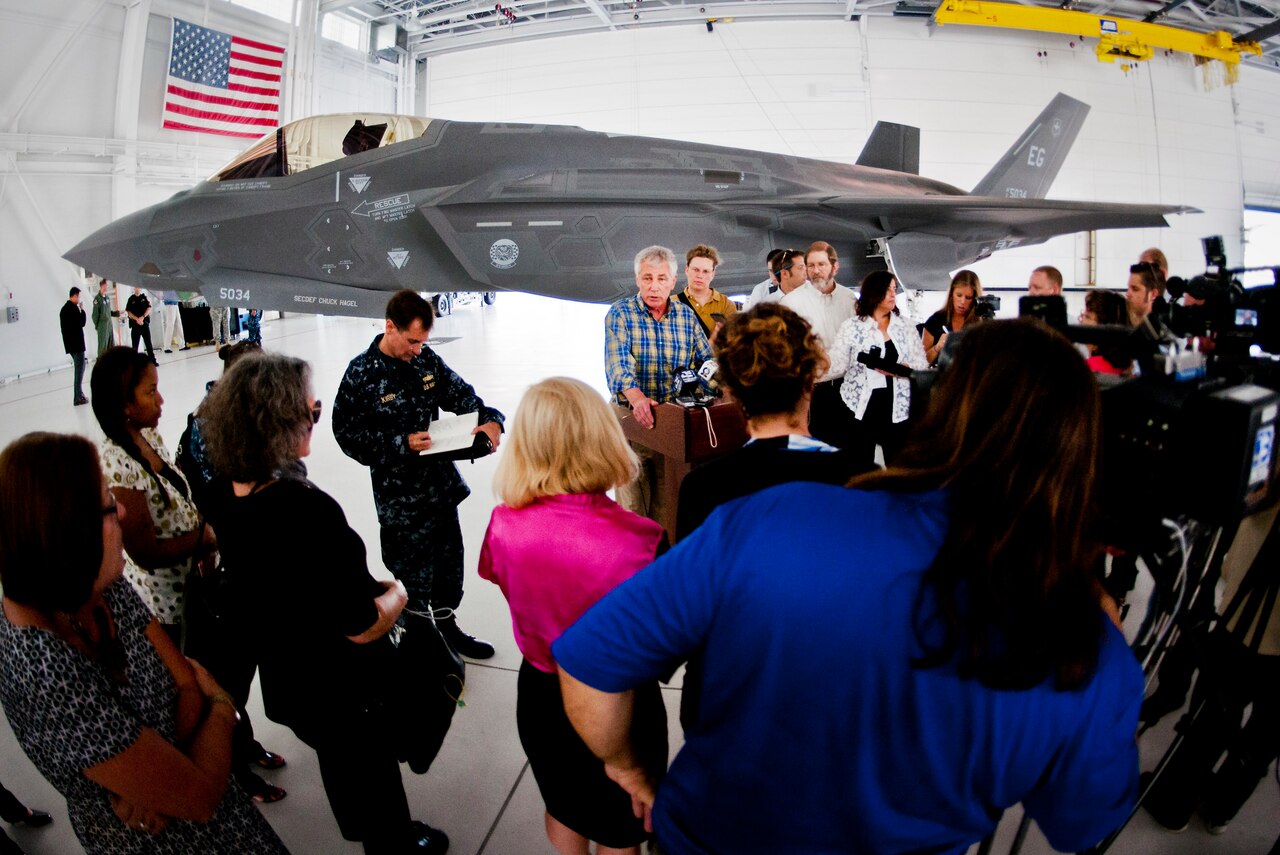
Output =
[{"x1": 5, "y1": 307, "x2": 17, "y2": 323}]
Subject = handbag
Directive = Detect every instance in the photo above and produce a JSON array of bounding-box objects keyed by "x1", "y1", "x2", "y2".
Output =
[{"x1": 389, "y1": 607, "x2": 466, "y2": 774}]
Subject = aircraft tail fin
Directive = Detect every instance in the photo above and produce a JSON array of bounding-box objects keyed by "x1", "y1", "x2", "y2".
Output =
[
  {"x1": 856, "y1": 122, "x2": 920, "y2": 174},
  {"x1": 971, "y1": 93, "x2": 1089, "y2": 199}
]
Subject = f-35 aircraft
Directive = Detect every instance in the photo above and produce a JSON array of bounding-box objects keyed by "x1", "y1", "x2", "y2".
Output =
[{"x1": 65, "y1": 93, "x2": 1193, "y2": 318}]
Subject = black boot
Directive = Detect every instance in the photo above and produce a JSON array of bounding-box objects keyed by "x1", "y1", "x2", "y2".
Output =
[{"x1": 438, "y1": 618, "x2": 494, "y2": 660}]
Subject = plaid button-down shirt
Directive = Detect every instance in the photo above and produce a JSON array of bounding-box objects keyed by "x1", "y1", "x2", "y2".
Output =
[{"x1": 605, "y1": 294, "x2": 712, "y2": 404}]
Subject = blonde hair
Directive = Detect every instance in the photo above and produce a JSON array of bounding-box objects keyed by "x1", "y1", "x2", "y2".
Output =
[{"x1": 493, "y1": 377, "x2": 638, "y2": 508}]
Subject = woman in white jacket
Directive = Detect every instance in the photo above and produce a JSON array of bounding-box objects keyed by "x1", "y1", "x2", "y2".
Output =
[{"x1": 825, "y1": 271, "x2": 929, "y2": 464}]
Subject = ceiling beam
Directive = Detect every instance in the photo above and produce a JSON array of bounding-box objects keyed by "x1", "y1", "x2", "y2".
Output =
[{"x1": 582, "y1": 0, "x2": 620, "y2": 26}]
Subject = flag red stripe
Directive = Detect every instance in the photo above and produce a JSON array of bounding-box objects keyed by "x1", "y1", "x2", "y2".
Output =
[
  {"x1": 167, "y1": 83, "x2": 277, "y2": 112},
  {"x1": 230, "y1": 50, "x2": 283, "y2": 69},
  {"x1": 162, "y1": 119, "x2": 266, "y2": 138},
  {"x1": 165, "y1": 102, "x2": 279, "y2": 126},
  {"x1": 228, "y1": 81, "x2": 280, "y2": 98},
  {"x1": 229, "y1": 67, "x2": 281, "y2": 82},
  {"x1": 231, "y1": 35, "x2": 286, "y2": 55}
]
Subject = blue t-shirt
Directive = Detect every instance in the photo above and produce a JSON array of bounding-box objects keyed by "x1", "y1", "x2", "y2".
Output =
[{"x1": 553, "y1": 483, "x2": 1142, "y2": 855}]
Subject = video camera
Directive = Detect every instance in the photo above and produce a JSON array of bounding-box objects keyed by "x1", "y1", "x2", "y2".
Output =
[
  {"x1": 1165, "y1": 235, "x2": 1280, "y2": 356},
  {"x1": 1020, "y1": 237, "x2": 1279, "y2": 541},
  {"x1": 912, "y1": 237, "x2": 1279, "y2": 544},
  {"x1": 856, "y1": 345, "x2": 914, "y2": 378},
  {"x1": 973, "y1": 294, "x2": 1001, "y2": 322}
]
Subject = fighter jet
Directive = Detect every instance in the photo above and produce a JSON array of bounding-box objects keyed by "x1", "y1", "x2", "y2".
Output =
[{"x1": 65, "y1": 93, "x2": 1193, "y2": 318}]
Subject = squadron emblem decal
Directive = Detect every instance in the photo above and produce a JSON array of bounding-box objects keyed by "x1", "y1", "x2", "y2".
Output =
[{"x1": 489, "y1": 239, "x2": 519, "y2": 270}]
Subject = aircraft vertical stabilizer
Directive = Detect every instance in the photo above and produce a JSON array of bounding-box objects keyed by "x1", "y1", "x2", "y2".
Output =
[
  {"x1": 856, "y1": 122, "x2": 921, "y2": 174},
  {"x1": 970, "y1": 93, "x2": 1089, "y2": 200}
]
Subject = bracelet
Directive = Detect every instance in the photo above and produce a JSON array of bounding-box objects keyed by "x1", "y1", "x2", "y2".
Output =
[{"x1": 209, "y1": 692, "x2": 242, "y2": 723}]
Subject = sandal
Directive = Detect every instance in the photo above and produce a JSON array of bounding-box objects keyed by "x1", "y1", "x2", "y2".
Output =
[
  {"x1": 254, "y1": 750, "x2": 287, "y2": 771},
  {"x1": 251, "y1": 784, "x2": 287, "y2": 804},
  {"x1": 240, "y1": 770, "x2": 287, "y2": 804}
]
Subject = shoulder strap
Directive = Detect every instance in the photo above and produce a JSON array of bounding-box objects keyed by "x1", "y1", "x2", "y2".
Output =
[{"x1": 678, "y1": 292, "x2": 714, "y2": 337}]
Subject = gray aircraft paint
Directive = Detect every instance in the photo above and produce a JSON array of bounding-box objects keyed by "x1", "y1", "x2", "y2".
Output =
[{"x1": 64, "y1": 93, "x2": 1194, "y2": 319}]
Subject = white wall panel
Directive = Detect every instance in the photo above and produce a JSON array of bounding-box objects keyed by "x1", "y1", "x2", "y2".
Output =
[{"x1": 1236, "y1": 66, "x2": 1280, "y2": 211}]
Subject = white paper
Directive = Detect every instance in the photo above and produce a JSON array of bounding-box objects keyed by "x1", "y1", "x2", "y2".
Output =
[{"x1": 418, "y1": 411, "x2": 480, "y2": 456}]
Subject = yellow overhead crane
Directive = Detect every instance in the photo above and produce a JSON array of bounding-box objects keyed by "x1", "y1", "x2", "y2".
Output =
[{"x1": 933, "y1": 0, "x2": 1262, "y2": 66}]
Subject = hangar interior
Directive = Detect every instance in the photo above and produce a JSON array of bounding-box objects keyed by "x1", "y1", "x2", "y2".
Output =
[{"x1": 1, "y1": 0, "x2": 1279, "y2": 852}]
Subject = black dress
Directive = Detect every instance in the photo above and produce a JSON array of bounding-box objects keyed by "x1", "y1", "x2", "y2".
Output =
[
  {"x1": 676, "y1": 435, "x2": 872, "y2": 540},
  {"x1": 207, "y1": 477, "x2": 411, "y2": 847}
]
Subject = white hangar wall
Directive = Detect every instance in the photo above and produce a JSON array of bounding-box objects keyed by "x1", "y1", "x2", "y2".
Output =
[
  {"x1": 422, "y1": 17, "x2": 1277, "y2": 298},
  {"x1": 0, "y1": 0, "x2": 397, "y2": 379}
]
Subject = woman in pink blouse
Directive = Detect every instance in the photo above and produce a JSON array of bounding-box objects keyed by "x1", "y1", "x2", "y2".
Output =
[{"x1": 479, "y1": 377, "x2": 667, "y2": 855}]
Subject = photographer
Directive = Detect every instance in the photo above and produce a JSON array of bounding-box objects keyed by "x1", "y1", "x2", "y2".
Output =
[
  {"x1": 554, "y1": 320, "x2": 1142, "y2": 855},
  {"x1": 823, "y1": 271, "x2": 929, "y2": 465}
]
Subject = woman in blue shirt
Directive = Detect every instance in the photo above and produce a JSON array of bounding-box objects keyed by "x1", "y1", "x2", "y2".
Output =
[{"x1": 555, "y1": 319, "x2": 1142, "y2": 855}]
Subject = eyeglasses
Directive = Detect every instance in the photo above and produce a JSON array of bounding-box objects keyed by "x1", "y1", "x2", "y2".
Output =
[{"x1": 310, "y1": 401, "x2": 323, "y2": 424}]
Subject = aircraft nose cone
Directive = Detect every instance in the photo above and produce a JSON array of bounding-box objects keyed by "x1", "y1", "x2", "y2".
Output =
[{"x1": 63, "y1": 207, "x2": 162, "y2": 286}]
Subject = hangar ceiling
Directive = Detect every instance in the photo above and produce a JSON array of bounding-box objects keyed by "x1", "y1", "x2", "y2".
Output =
[{"x1": 322, "y1": 0, "x2": 1280, "y2": 70}]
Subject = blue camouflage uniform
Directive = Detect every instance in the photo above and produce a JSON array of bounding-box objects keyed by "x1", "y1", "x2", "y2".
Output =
[{"x1": 333, "y1": 335, "x2": 504, "y2": 612}]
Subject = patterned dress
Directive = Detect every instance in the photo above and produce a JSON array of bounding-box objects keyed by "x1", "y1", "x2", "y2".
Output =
[
  {"x1": 101, "y1": 430, "x2": 201, "y2": 625},
  {"x1": 0, "y1": 578, "x2": 288, "y2": 854}
]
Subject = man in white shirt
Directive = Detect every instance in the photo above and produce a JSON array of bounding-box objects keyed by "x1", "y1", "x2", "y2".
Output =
[
  {"x1": 784, "y1": 242, "x2": 859, "y2": 448},
  {"x1": 745, "y1": 249, "x2": 792, "y2": 307},
  {"x1": 780, "y1": 242, "x2": 857, "y2": 347}
]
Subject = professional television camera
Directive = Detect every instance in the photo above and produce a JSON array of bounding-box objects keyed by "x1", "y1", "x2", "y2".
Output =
[
  {"x1": 1166, "y1": 235, "x2": 1280, "y2": 357},
  {"x1": 973, "y1": 293, "x2": 1001, "y2": 321}
]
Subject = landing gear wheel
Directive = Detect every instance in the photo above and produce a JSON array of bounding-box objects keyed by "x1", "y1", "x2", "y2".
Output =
[
  {"x1": 482, "y1": 291, "x2": 497, "y2": 306},
  {"x1": 433, "y1": 293, "x2": 452, "y2": 316}
]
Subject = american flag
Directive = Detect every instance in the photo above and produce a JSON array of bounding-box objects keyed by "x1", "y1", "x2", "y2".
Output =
[{"x1": 163, "y1": 18, "x2": 285, "y2": 139}]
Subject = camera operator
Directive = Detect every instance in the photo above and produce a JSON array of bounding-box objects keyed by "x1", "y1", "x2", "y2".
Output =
[
  {"x1": 822, "y1": 271, "x2": 929, "y2": 465},
  {"x1": 553, "y1": 319, "x2": 1142, "y2": 855},
  {"x1": 1126, "y1": 262, "x2": 1165, "y2": 330}
]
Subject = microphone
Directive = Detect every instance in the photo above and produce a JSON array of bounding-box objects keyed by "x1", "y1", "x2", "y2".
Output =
[
  {"x1": 697, "y1": 359, "x2": 719, "y2": 384},
  {"x1": 673, "y1": 367, "x2": 715, "y2": 407}
]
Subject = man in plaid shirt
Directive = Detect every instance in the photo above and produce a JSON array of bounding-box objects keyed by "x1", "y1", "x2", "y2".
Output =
[{"x1": 605, "y1": 245, "x2": 712, "y2": 522}]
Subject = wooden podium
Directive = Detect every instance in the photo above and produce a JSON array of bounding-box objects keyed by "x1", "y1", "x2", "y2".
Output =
[{"x1": 617, "y1": 401, "x2": 749, "y2": 541}]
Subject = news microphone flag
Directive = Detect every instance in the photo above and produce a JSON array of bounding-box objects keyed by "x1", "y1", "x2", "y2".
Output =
[{"x1": 163, "y1": 18, "x2": 284, "y2": 139}]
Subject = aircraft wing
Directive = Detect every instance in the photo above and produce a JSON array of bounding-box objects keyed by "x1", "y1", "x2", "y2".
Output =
[
  {"x1": 816, "y1": 195, "x2": 1198, "y2": 289},
  {"x1": 818, "y1": 195, "x2": 1197, "y2": 237}
]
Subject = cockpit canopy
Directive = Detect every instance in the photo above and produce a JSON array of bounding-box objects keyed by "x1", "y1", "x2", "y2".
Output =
[{"x1": 212, "y1": 113, "x2": 432, "y2": 181}]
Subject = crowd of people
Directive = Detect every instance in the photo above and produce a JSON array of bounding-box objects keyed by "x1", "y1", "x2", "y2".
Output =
[{"x1": 2, "y1": 241, "x2": 1231, "y2": 855}]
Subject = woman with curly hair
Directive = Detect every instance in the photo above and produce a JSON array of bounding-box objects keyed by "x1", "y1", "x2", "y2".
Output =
[
  {"x1": 200, "y1": 352, "x2": 447, "y2": 855},
  {"x1": 676, "y1": 303, "x2": 869, "y2": 540}
]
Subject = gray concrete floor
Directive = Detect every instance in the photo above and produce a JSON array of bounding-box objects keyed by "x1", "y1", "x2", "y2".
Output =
[{"x1": 0, "y1": 294, "x2": 1275, "y2": 854}]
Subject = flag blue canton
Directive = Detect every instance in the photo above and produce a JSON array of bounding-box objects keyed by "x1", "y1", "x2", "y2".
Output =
[{"x1": 168, "y1": 19, "x2": 231, "y2": 88}]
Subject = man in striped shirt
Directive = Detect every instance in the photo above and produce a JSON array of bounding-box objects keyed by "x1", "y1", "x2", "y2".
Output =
[{"x1": 605, "y1": 245, "x2": 712, "y2": 521}]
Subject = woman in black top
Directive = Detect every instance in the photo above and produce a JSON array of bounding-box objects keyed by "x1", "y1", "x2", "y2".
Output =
[
  {"x1": 200, "y1": 352, "x2": 448, "y2": 855},
  {"x1": 921, "y1": 270, "x2": 983, "y2": 365},
  {"x1": 676, "y1": 303, "x2": 871, "y2": 540}
]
